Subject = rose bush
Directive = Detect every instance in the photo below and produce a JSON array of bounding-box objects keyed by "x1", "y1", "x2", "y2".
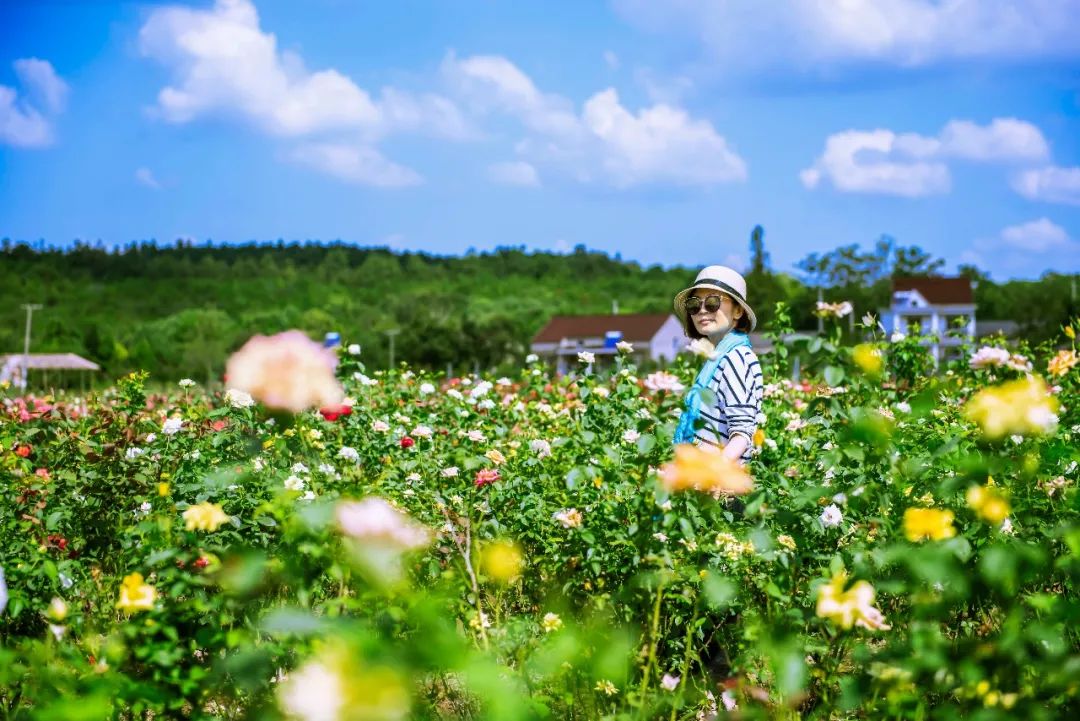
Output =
[{"x1": 1, "y1": 313, "x2": 1079, "y2": 719}]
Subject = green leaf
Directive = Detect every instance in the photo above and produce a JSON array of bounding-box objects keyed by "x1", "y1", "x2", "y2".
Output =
[
  {"x1": 824, "y1": 365, "x2": 845, "y2": 387},
  {"x1": 702, "y1": 572, "x2": 737, "y2": 609},
  {"x1": 261, "y1": 608, "x2": 327, "y2": 636}
]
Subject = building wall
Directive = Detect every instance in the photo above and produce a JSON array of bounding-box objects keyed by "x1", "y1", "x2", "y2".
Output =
[{"x1": 649, "y1": 316, "x2": 689, "y2": 362}]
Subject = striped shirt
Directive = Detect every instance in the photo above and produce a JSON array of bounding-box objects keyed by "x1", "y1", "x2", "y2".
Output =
[{"x1": 694, "y1": 346, "x2": 764, "y2": 460}]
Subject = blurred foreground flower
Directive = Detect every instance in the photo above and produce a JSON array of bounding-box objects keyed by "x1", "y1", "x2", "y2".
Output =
[
  {"x1": 853, "y1": 344, "x2": 884, "y2": 375},
  {"x1": 903, "y1": 508, "x2": 956, "y2": 542},
  {"x1": 482, "y1": 540, "x2": 523, "y2": 583},
  {"x1": 226, "y1": 330, "x2": 343, "y2": 413},
  {"x1": 659, "y1": 444, "x2": 753, "y2": 495},
  {"x1": 816, "y1": 571, "x2": 890, "y2": 631},
  {"x1": 278, "y1": 647, "x2": 409, "y2": 721},
  {"x1": 46, "y1": 597, "x2": 68, "y2": 622},
  {"x1": 116, "y1": 573, "x2": 156, "y2": 613},
  {"x1": 687, "y1": 338, "x2": 717, "y2": 359},
  {"x1": 183, "y1": 502, "x2": 231, "y2": 532},
  {"x1": 661, "y1": 674, "x2": 680, "y2": 691},
  {"x1": 963, "y1": 377, "x2": 1059, "y2": 439},
  {"x1": 966, "y1": 484, "x2": 1010, "y2": 524},
  {"x1": 541, "y1": 612, "x2": 563, "y2": 632},
  {"x1": 336, "y1": 498, "x2": 430, "y2": 551}
]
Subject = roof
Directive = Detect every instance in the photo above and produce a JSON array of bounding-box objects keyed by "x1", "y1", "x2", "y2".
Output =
[
  {"x1": 532, "y1": 314, "x2": 673, "y2": 344},
  {"x1": 0, "y1": 353, "x2": 101, "y2": 371},
  {"x1": 892, "y1": 277, "x2": 973, "y2": 304}
]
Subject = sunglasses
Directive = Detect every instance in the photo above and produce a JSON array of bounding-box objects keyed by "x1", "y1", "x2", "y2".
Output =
[{"x1": 685, "y1": 294, "x2": 728, "y2": 315}]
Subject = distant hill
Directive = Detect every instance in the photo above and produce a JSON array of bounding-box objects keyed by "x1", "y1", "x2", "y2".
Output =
[{"x1": 0, "y1": 239, "x2": 1074, "y2": 382}]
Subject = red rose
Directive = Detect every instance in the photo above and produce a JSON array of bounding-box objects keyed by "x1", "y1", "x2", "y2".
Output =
[
  {"x1": 211, "y1": 419, "x2": 228, "y2": 432},
  {"x1": 193, "y1": 556, "x2": 209, "y2": 569},
  {"x1": 15, "y1": 444, "x2": 31, "y2": 458},
  {"x1": 400, "y1": 436, "x2": 415, "y2": 449},
  {"x1": 474, "y1": 468, "x2": 500, "y2": 488},
  {"x1": 320, "y1": 404, "x2": 353, "y2": 422}
]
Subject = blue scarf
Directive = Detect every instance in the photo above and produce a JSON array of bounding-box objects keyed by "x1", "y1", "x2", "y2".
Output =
[{"x1": 673, "y1": 331, "x2": 752, "y2": 445}]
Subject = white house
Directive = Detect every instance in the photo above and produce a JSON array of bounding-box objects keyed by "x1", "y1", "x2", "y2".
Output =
[
  {"x1": 880, "y1": 277, "x2": 976, "y2": 363},
  {"x1": 530, "y1": 313, "x2": 687, "y2": 374}
]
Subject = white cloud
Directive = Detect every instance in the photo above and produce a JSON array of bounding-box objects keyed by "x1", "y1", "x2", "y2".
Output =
[
  {"x1": 633, "y1": 67, "x2": 695, "y2": 104},
  {"x1": 139, "y1": 0, "x2": 468, "y2": 185},
  {"x1": 488, "y1": 161, "x2": 540, "y2": 187},
  {"x1": 444, "y1": 53, "x2": 745, "y2": 188},
  {"x1": 997, "y1": 218, "x2": 1074, "y2": 253},
  {"x1": 1012, "y1": 166, "x2": 1080, "y2": 206},
  {"x1": 962, "y1": 218, "x2": 1080, "y2": 277},
  {"x1": 135, "y1": 167, "x2": 162, "y2": 189},
  {"x1": 288, "y1": 143, "x2": 422, "y2": 187},
  {"x1": 937, "y1": 119, "x2": 1049, "y2": 162},
  {"x1": 140, "y1": 0, "x2": 378, "y2": 135},
  {"x1": 614, "y1": 0, "x2": 1080, "y2": 72},
  {"x1": 14, "y1": 58, "x2": 68, "y2": 114},
  {"x1": 802, "y1": 118, "x2": 1048, "y2": 196},
  {"x1": 582, "y1": 88, "x2": 745, "y2": 186},
  {"x1": 0, "y1": 58, "x2": 67, "y2": 148},
  {"x1": 801, "y1": 129, "x2": 950, "y2": 196},
  {"x1": 444, "y1": 53, "x2": 582, "y2": 140}
]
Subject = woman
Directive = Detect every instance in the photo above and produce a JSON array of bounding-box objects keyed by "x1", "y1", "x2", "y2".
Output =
[{"x1": 672, "y1": 265, "x2": 763, "y2": 463}]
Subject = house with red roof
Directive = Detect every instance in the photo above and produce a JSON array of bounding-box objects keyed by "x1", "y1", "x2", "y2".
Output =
[
  {"x1": 880, "y1": 277, "x2": 976, "y2": 363},
  {"x1": 530, "y1": 313, "x2": 687, "y2": 374}
]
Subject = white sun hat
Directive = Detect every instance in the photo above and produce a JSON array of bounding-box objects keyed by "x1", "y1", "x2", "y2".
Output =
[{"x1": 673, "y1": 265, "x2": 757, "y2": 331}]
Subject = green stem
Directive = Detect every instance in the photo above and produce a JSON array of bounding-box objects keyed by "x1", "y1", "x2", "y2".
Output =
[
  {"x1": 669, "y1": 602, "x2": 699, "y2": 721},
  {"x1": 637, "y1": 576, "x2": 666, "y2": 716}
]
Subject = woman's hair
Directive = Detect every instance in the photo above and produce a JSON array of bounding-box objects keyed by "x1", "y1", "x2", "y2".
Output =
[{"x1": 682, "y1": 306, "x2": 752, "y2": 339}]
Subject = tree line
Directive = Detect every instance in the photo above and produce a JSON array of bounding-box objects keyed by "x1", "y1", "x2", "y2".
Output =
[{"x1": 1, "y1": 233, "x2": 1075, "y2": 384}]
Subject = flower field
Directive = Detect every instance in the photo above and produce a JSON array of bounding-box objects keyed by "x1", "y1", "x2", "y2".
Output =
[{"x1": 2, "y1": 313, "x2": 1079, "y2": 720}]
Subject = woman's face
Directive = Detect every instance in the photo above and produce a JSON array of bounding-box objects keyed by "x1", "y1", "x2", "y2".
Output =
[{"x1": 689, "y1": 288, "x2": 743, "y2": 336}]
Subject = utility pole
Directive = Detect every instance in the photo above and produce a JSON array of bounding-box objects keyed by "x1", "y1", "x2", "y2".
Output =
[
  {"x1": 385, "y1": 328, "x2": 400, "y2": 369},
  {"x1": 20, "y1": 304, "x2": 42, "y2": 390},
  {"x1": 816, "y1": 287, "x2": 824, "y2": 335}
]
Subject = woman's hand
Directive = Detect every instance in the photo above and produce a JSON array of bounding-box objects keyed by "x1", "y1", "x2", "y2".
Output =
[{"x1": 722, "y1": 433, "x2": 750, "y2": 462}]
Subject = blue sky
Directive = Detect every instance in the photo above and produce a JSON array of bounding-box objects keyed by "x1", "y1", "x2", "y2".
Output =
[{"x1": 2, "y1": 0, "x2": 1079, "y2": 280}]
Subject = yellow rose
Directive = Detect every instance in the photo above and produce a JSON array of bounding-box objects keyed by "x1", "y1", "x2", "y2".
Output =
[
  {"x1": 903, "y1": 508, "x2": 957, "y2": 542},
  {"x1": 966, "y1": 485, "x2": 1010, "y2": 524},
  {"x1": 853, "y1": 344, "x2": 884, "y2": 376},
  {"x1": 815, "y1": 571, "x2": 889, "y2": 631},
  {"x1": 963, "y1": 377, "x2": 1058, "y2": 439},
  {"x1": 658, "y1": 444, "x2": 753, "y2": 495},
  {"x1": 481, "y1": 540, "x2": 523, "y2": 584},
  {"x1": 182, "y1": 502, "x2": 231, "y2": 532},
  {"x1": 116, "y1": 573, "x2": 157, "y2": 613}
]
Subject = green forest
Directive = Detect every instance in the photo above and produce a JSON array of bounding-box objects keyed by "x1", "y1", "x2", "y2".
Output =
[{"x1": 1, "y1": 228, "x2": 1077, "y2": 384}]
